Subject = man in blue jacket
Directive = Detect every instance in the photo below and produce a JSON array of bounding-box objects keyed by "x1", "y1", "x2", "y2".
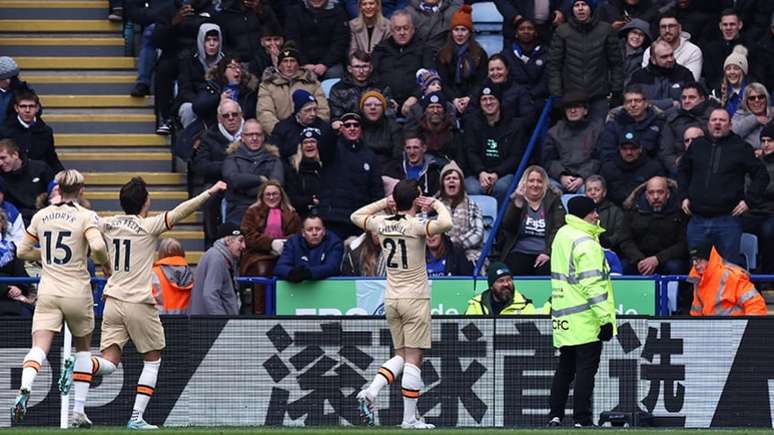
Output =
[{"x1": 275, "y1": 215, "x2": 344, "y2": 282}]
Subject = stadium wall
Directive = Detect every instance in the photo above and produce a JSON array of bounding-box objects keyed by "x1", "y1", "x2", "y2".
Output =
[{"x1": 2, "y1": 316, "x2": 773, "y2": 428}]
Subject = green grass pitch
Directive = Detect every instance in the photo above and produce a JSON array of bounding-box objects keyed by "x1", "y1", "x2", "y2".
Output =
[{"x1": 3, "y1": 428, "x2": 774, "y2": 434}]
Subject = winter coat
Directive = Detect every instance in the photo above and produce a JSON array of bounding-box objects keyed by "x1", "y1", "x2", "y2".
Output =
[
  {"x1": 702, "y1": 37, "x2": 746, "y2": 91},
  {"x1": 257, "y1": 67, "x2": 330, "y2": 134},
  {"x1": 622, "y1": 179, "x2": 688, "y2": 264},
  {"x1": 191, "y1": 123, "x2": 233, "y2": 184},
  {"x1": 492, "y1": 0, "x2": 563, "y2": 48},
  {"x1": 641, "y1": 32, "x2": 703, "y2": 82},
  {"x1": 658, "y1": 99, "x2": 716, "y2": 175},
  {"x1": 406, "y1": 0, "x2": 462, "y2": 54},
  {"x1": 600, "y1": 153, "x2": 665, "y2": 205},
  {"x1": 738, "y1": 0, "x2": 774, "y2": 45},
  {"x1": 597, "y1": 106, "x2": 665, "y2": 160},
  {"x1": 405, "y1": 112, "x2": 465, "y2": 169},
  {"x1": 193, "y1": 71, "x2": 259, "y2": 126},
  {"x1": 731, "y1": 108, "x2": 774, "y2": 151},
  {"x1": 361, "y1": 115, "x2": 404, "y2": 167},
  {"x1": 222, "y1": 144, "x2": 284, "y2": 224},
  {"x1": 382, "y1": 155, "x2": 442, "y2": 197},
  {"x1": 501, "y1": 41, "x2": 549, "y2": 100},
  {"x1": 190, "y1": 239, "x2": 240, "y2": 315},
  {"x1": 751, "y1": 152, "x2": 774, "y2": 216},
  {"x1": 436, "y1": 42, "x2": 489, "y2": 101},
  {"x1": 464, "y1": 112, "x2": 527, "y2": 177},
  {"x1": 467, "y1": 78, "x2": 537, "y2": 125},
  {"x1": 542, "y1": 117, "x2": 602, "y2": 180},
  {"x1": 371, "y1": 37, "x2": 436, "y2": 105},
  {"x1": 240, "y1": 205, "x2": 301, "y2": 275},
  {"x1": 596, "y1": 198, "x2": 630, "y2": 253},
  {"x1": 215, "y1": 1, "x2": 280, "y2": 61},
  {"x1": 274, "y1": 232, "x2": 344, "y2": 280},
  {"x1": 0, "y1": 116, "x2": 62, "y2": 173},
  {"x1": 0, "y1": 157, "x2": 52, "y2": 225},
  {"x1": 328, "y1": 73, "x2": 391, "y2": 121},
  {"x1": 151, "y1": 6, "x2": 210, "y2": 57},
  {"x1": 598, "y1": 0, "x2": 658, "y2": 26},
  {"x1": 629, "y1": 63, "x2": 696, "y2": 111},
  {"x1": 548, "y1": 13, "x2": 624, "y2": 99},
  {"x1": 177, "y1": 22, "x2": 224, "y2": 104},
  {"x1": 270, "y1": 116, "x2": 333, "y2": 159},
  {"x1": 678, "y1": 132, "x2": 769, "y2": 216},
  {"x1": 0, "y1": 78, "x2": 34, "y2": 125},
  {"x1": 500, "y1": 187, "x2": 565, "y2": 258},
  {"x1": 751, "y1": 31, "x2": 774, "y2": 93},
  {"x1": 622, "y1": 45, "x2": 645, "y2": 86},
  {"x1": 465, "y1": 288, "x2": 538, "y2": 316},
  {"x1": 285, "y1": 2, "x2": 350, "y2": 68},
  {"x1": 426, "y1": 234, "x2": 473, "y2": 277},
  {"x1": 348, "y1": 13, "x2": 391, "y2": 55},
  {"x1": 340, "y1": 233, "x2": 386, "y2": 277},
  {"x1": 317, "y1": 137, "x2": 384, "y2": 226},
  {"x1": 283, "y1": 158, "x2": 322, "y2": 217}
]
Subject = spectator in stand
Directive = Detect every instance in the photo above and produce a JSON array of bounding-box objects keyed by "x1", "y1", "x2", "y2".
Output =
[
  {"x1": 501, "y1": 17, "x2": 549, "y2": 101},
  {"x1": 629, "y1": 40, "x2": 695, "y2": 111},
  {"x1": 124, "y1": 1, "x2": 166, "y2": 98},
  {"x1": 284, "y1": 127, "x2": 324, "y2": 218},
  {"x1": 0, "y1": 57, "x2": 35, "y2": 124},
  {"x1": 584, "y1": 175, "x2": 633, "y2": 264},
  {"x1": 750, "y1": 12, "x2": 774, "y2": 94},
  {"x1": 330, "y1": 51, "x2": 392, "y2": 123},
  {"x1": 341, "y1": 230, "x2": 386, "y2": 276},
  {"x1": 383, "y1": 135, "x2": 441, "y2": 197},
  {"x1": 216, "y1": 0, "x2": 280, "y2": 62},
  {"x1": 702, "y1": 9, "x2": 746, "y2": 92},
  {"x1": 192, "y1": 100, "x2": 243, "y2": 244},
  {"x1": 371, "y1": 10, "x2": 435, "y2": 109},
  {"x1": 672, "y1": 0, "x2": 714, "y2": 45},
  {"x1": 222, "y1": 119, "x2": 284, "y2": 224},
  {"x1": 247, "y1": 20, "x2": 285, "y2": 79},
  {"x1": 742, "y1": 125, "x2": 774, "y2": 275},
  {"x1": 543, "y1": 91, "x2": 602, "y2": 194},
  {"x1": 274, "y1": 215, "x2": 344, "y2": 282},
  {"x1": 464, "y1": 84, "x2": 527, "y2": 203},
  {"x1": 404, "y1": 68, "x2": 456, "y2": 124},
  {"x1": 425, "y1": 233, "x2": 472, "y2": 277},
  {"x1": 0, "y1": 203, "x2": 32, "y2": 316},
  {"x1": 435, "y1": 161, "x2": 483, "y2": 264},
  {"x1": 468, "y1": 55, "x2": 535, "y2": 124},
  {"x1": 600, "y1": 130, "x2": 665, "y2": 205},
  {"x1": 731, "y1": 83, "x2": 773, "y2": 151},
  {"x1": 405, "y1": 0, "x2": 462, "y2": 53},
  {"x1": 286, "y1": 0, "x2": 350, "y2": 79},
  {"x1": 0, "y1": 139, "x2": 52, "y2": 225},
  {"x1": 548, "y1": 0, "x2": 624, "y2": 123},
  {"x1": 500, "y1": 165, "x2": 565, "y2": 276},
  {"x1": 0, "y1": 179, "x2": 24, "y2": 245},
  {"x1": 257, "y1": 43, "x2": 330, "y2": 135},
  {"x1": 190, "y1": 223, "x2": 245, "y2": 315},
  {"x1": 598, "y1": 84, "x2": 665, "y2": 161},
  {"x1": 405, "y1": 91, "x2": 463, "y2": 168},
  {"x1": 349, "y1": 0, "x2": 392, "y2": 56},
  {"x1": 709, "y1": 46, "x2": 750, "y2": 118},
  {"x1": 270, "y1": 89, "x2": 333, "y2": 159},
  {"x1": 738, "y1": 0, "x2": 774, "y2": 46},
  {"x1": 360, "y1": 90, "x2": 404, "y2": 167},
  {"x1": 176, "y1": 23, "x2": 224, "y2": 129},
  {"x1": 687, "y1": 240, "x2": 767, "y2": 316},
  {"x1": 599, "y1": 0, "x2": 658, "y2": 31},
  {"x1": 194, "y1": 56, "x2": 259, "y2": 127},
  {"x1": 317, "y1": 113, "x2": 384, "y2": 239},
  {"x1": 240, "y1": 180, "x2": 301, "y2": 313},
  {"x1": 465, "y1": 262, "x2": 541, "y2": 315},
  {"x1": 493, "y1": 0, "x2": 566, "y2": 48},
  {"x1": 343, "y1": 0, "x2": 409, "y2": 19},
  {"x1": 678, "y1": 108, "x2": 769, "y2": 264},
  {"x1": 618, "y1": 18, "x2": 652, "y2": 86},
  {"x1": 642, "y1": 11, "x2": 702, "y2": 82},
  {"x1": 659, "y1": 83, "x2": 716, "y2": 175},
  {"x1": 151, "y1": 238, "x2": 193, "y2": 315},
  {"x1": 0, "y1": 91, "x2": 62, "y2": 173},
  {"x1": 435, "y1": 5, "x2": 488, "y2": 113}
]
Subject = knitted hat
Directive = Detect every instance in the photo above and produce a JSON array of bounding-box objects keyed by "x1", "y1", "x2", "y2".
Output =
[
  {"x1": 561, "y1": 90, "x2": 590, "y2": 108},
  {"x1": 0, "y1": 57, "x2": 19, "y2": 80},
  {"x1": 277, "y1": 43, "x2": 300, "y2": 63},
  {"x1": 216, "y1": 222, "x2": 243, "y2": 240},
  {"x1": 619, "y1": 131, "x2": 641, "y2": 148},
  {"x1": 760, "y1": 122, "x2": 774, "y2": 141},
  {"x1": 261, "y1": 19, "x2": 284, "y2": 38},
  {"x1": 420, "y1": 91, "x2": 446, "y2": 110},
  {"x1": 723, "y1": 45, "x2": 749, "y2": 76},
  {"x1": 572, "y1": 0, "x2": 597, "y2": 10},
  {"x1": 300, "y1": 126, "x2": 322, "y2": 142},
  {"x1": 689, "y1": 239, "x2": 713, "y2": 260},
  {"x1": 567, "y1": 196, "x2": 597, "y2": 219},
  {"x1": 478, "y1": 83, "x2": 503, "y2": 102},
  {"x1": 440, "y1": 160, "x2": 464, "y2": 182},
  {"x1": 292, "y1": 89, "x2": 316, "y2": 115},
  {"x1": 416, "y1": 68, "x2": 441, "y2": 93},
  {"x1": 450, "y1": 5, "x2": 473, "y2": 32},
  {"x1": 487, "y1": 262, "x2": 512, "y2": 288},
  {"x1": 359, "y1": 90, "x2": 387, "y2": 112}
]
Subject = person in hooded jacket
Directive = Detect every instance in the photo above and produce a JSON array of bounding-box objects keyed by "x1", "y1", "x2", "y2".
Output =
[
  {"x1": 193, "y1": 56, "x2": 259, "y2": 127},
  {"x1": 151, "y1": 238, "x2": 193, "y2": 315},
  {"x1": 0, "y1": 57, "x2": 35, "y2": 125},
  {"x1": 618, "y1": 18, "x2": 651, "y2": 86},
  {"x1": 629, "y1": 40, "x2": 695, "y2": 111},
  {"x1": 176, "y1": 23, "x2": 224, "y2": 128}
]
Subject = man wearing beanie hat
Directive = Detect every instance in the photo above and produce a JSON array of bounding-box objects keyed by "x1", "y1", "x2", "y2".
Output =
[
  {"x1": 548, "y1": 194, "x2": 616, "y2": 427},
  {"x1": 687, "y1": 239, "x2": 766, "y2": 316},
  {"x1": 406, "y1": 0, "x2": 463, "y2": 53},
  {"x1": 191, "y1": 222, "x2": 244, "y2": 316},
  {"x1": 465, "y1": 262, "x2": 541, "y2": 315}
]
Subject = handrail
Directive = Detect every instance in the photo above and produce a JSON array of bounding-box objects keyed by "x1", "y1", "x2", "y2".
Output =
[{"x1": 474, "y1": 97, "x2": 556, "y2": 276}]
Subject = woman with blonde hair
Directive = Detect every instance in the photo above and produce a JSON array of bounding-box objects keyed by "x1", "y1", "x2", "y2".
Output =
[
  {"x1": 284, "y1": 128, "x2": 323, "y2": 218},
  {"x1": 348, "y1": 0, "x2": 391, "y2": 55},
  {"x1": 240, "y1": 180, "x2": 301, "y2": 313},
  {"x1": 499, "y1": 165, "x2": 565, "y2": 276},
  {"x1": 151, "y1": 238, "x2": 192, "y2": 315},
  {"x1": 732, "y1": 82, "x2": 773, "y2": 151}
]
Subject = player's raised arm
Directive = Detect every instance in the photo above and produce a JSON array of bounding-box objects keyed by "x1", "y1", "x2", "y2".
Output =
[
  {"x1": 85, "y1": 227, "x2": 109, "y2": 266},
  {"x1": 165, "y1": 181, "x2": 228, "y2": 228},
  {"x1": 426, "y1": 197, "x2": 453, "y2": 235},
  {"x1": 351, "y1": 198, "x2": 390, "y2": 230},
  {"x1": 16, "y1": 232, "x2": 40, "y2": 262}
]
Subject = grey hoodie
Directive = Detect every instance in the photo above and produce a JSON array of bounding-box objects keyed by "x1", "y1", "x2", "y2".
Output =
[
  {"x1": 190, "y1": 239, "x2": 240, "y2": 315},
  {"x1": 196, "y1": 23, "x2": 225, "y2": 72}
]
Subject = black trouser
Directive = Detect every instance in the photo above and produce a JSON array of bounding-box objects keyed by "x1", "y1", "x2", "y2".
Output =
[
  {"x1": 549, "y1": 340, "x2": 603, "y2": 425},
  {"x1": 155, "y1": 54, "x2": 179, "y2": 121},
  {"x1": 505, "y1": 251, "x2": 550, "y2": 276}
]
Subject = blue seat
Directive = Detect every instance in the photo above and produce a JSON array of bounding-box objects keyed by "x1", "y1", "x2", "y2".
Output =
[
  {"x1": 321, "y1": 78, "x2": 340, "y2": 99},
  {"x1": 472, "y1": 2, "x2": 503, "y2": 33},
  {"x1": 561, "y1": 193, "x2": 584, "y2": 211},
  {"x1": 475, "y1": 34, "x2": 503, "y2": 57},
  {"x1": 469, "y1": 194, "x2": 498, "y2": 241},
  {"x1": 740, "y1": 232, "x2": 758, "y2": 271}
]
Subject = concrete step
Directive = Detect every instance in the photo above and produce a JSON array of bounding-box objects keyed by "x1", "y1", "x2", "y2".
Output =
[
  {"x1": 0, "y1": 37, "x2": 124, "y2": 56},
  {"x1": 46, "y1": 112, "x2": 156, "y2": 134},
  {"x1": 28, "y1": 74, "x2": 138, "y2": 95},
  {"x1": 185, "y1": 251, "x2": 203, "y2": 266},
  {"x1": 97, "y1": 210, "x2": 202, "y2": 225},
  {"x1": 61, "y1": 152, "x2": 172, "y2": 172},
  {"x1": 15, "y1": 56, "x2": 134, "y2": 70},
  {"x1": 84, "y1": 172, "x2": 185, "y2": 186},
  {"x1": 86, "y1": 190, "x2": 187, "y2": 210},
  {"x1": 42, "y1": 95, "x2": 151, "y2": 108},
  {"x1": 0, "y1": 2, "x2": 109, "y2": 20},
  {"x1": 55, "y1": 133, "x2": 167, "y2": 148},
  {"x1": 0, "y1": 19, "x2": 121, "y2": 33},
  {"x1": 0, "y1": 0, "x2": 109, "y2": 7},
  {"x1": 161, "y1": 230, "x2": 205, "y2": 252}
]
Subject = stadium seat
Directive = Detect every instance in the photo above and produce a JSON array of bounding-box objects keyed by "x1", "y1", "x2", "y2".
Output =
[
  {"x1": 561, "y1": 193, "x2": 584, "y2": 211},
  {"x1": 469, "y1": 194, "x2": 498, "y2": 241},
  {"x1": 321, "y1": 78, "x2": 340, "y2": 99},
  {"x1": 475, "y1": 34, "x2": 503, "y2": 57},
  {"x1": 472, "y1": 2, "x2": 503, "y2": 33},
  {"x1": 740, "y1": 232, "x2": 758, "y2": 271}
]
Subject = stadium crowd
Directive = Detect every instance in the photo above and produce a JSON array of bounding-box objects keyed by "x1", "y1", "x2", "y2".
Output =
[{"x1": 1, "y1": 0, "x2": 774, "y2": 315}]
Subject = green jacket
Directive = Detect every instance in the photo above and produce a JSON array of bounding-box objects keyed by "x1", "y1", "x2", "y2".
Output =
[
  {"x1": 465, "y1": 289, "x2": 539, "y2": 316},
  {"x1": 549, "y1": 214, "x2": 617, "y2": 348}
]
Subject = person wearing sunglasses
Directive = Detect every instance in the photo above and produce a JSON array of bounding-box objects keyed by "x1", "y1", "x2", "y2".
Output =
[{"x1": 731, "y1": 82, "x2": 773, "y2": 151}]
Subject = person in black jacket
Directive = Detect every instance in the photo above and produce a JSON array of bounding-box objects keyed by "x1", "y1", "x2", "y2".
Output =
[
  {"x1": 0, "y1": 57, "x2": 36, "y2": 125},
  {"x1": 493, "y1": 0, "x2": 566, "y2": 47},
  {"x1": 425, "y1": 233, "x2": 472, "y2": 277},
  {"x1": 215, "y1": 0, "x2": 280, "y2": 62},
  {"x1": 500, "y1": 17, "x2": 550, "y2": 101},
  {"x1": 193, "y1": 56, "x2": 259, "y2": 127},
  {"x1": 329, "y1": 50, "x2": 392, "y2": 123},
  {"x1": 176, "y1": 23, "x2": 224, "y2": 128},
  {"x1": 0, "y1": 139, "x2": 52, "y2": 225},
  {"x1": 1, "y1": 91, "x2": 62, "y2": 173},
  {"x1": 597, "y1": 0, "x2": 658, "y2": 33},
  {"x1": 702, "y1": 9, "x2": 746, "y2": 92},
  {"x1": 600, "y1": 130, "x2": 665, "y2": 205},
  {"x1": 629, "y1": 40, "x2": 696, "y2": 111},
  {"x1": 285, "y1": 0, "x2": 350, "y2": 79},
  {"x1": 750, "y1": 11, "x2": 774, "y2": 94},
  {"x1": 284, "y1": 127, "x2": 323, "y2": 218},
  {"x1": 247, "y1": 19, "x2": 285, "y2": 78},
  {"x1": 270, "y1": 89, "x2": 333, "y2": 160},
  {"x1": 679, "y1": 108, "x2": 769, "y2": 265}
]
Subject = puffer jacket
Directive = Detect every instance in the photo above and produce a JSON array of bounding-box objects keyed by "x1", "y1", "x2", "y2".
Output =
[
  {"x1": 406, "y1": 0, "x2": 463, "y2": 53},
  {"x1": 600, "y1": 153, "x2": 665, "y2": 205},
  {"x1": 597, "y1": 105, "x2": 665, "y2": 160},
  {"x1": 542, "y1": 117, "x2": 601, "y2": 180},
  {"x1": 731, "y1": 109, "x2": 774, "y2": 151},
  {"x1": 222, "y1": 144, "x2": 284, "y2": 224},
  {"x1": 641, "y1": 32, "x2": 702, "y2": 82},
  {"x1": 257, "y1": 67, "x2": 330, "y2": 134},
  {"x1": 500, "y1": 187, "x2": 565, "y2": 258},
  {"x1": 548, "y1": 12, "x2": 623, "y2": 99},
  {"x1": 629, "y1": 62, "x2": 695, "y2": 111},
  {"x1": 191, "y1": 123, "x2": 235, "y2": 184},
  {"x1": 274, "y1": 232, "x2": 344, "y2": 280}
]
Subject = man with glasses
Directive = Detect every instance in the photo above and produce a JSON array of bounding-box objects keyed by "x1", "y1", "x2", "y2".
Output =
[
  {"x1": 317, "y1": 112, "x2": 384, "y2": 240},
  {"x1": 1, "y1": 90, "x2": 62, "y2": 173},
  {"x1": 642, "y1": 11, "x2": 702, "y2": 81},
  {"x1": 659, "y1": 83, "x2": 716, "y2": 175},
  {"x1": 598, "y1": 84, "x2": 665, "y2": 162},
  {"x1": 330, "y1": 50, "x2": 392, "y2": 124}
]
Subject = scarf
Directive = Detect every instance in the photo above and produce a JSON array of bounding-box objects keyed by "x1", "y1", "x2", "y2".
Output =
[
  {"x1": 419, "y1": 1, "x2": 440, "y2": 13},
  {"x1": 218, "y1": 119, "x2": 243, "y2": 142},
  {"x1": 454, "y1": 42, "x2": 470, "y2": 84},
  {"x1": 511, "y1": 42, "x2": 540, "y2": 64}
]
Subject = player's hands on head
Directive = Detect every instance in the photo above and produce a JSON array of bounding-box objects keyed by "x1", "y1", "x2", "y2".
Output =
[
  {"x1": 208, "y1": 181, "x2": 228, "y2": 195},
  {"x1": 101, "y1": 263, "x2": 113, "y2": 278},
  {"x1": 415, "y1": 196, "x2": 435, "y2": 211}
]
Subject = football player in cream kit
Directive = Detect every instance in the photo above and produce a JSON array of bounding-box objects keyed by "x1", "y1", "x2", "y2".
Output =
[
  {"x1": 351, "y1": 179, "x2": 453, "y2": 429},
  {"x1": 13, "y1": 170, "x2": 111, "y2": 427}
]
